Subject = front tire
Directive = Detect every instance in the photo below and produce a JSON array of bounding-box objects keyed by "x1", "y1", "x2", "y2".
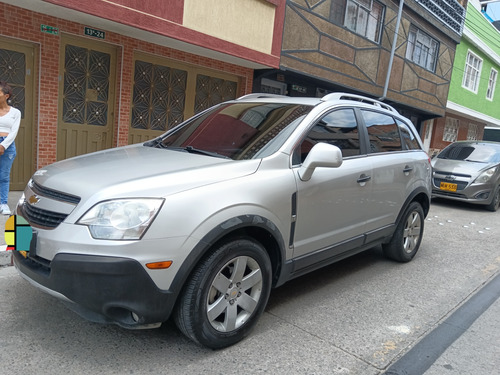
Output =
[
  {"x1": 486, "y1": 186, "x2": 500, "y2": 212},
  {"x1": 174, "y1": 238, "x2": 272, "y2": 349},
  {"x1": 383, "y1": 202, "x2": 424, "y2": 262}
]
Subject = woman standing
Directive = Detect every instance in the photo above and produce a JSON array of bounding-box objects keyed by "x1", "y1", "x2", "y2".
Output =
[{"x1": 0, "y1": 81, "x2": 21, "y2": 215}]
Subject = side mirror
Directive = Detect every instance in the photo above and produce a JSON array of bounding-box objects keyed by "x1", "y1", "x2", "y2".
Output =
[{"x1": 298, "y1": 143, "x2": 343, "y2": 181}]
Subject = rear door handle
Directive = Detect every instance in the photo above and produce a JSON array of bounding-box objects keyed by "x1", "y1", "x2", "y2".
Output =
[{"x1": 357, "y1": 174, "x2": 371, "y2": 184}]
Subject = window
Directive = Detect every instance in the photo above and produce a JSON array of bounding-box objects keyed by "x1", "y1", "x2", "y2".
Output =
[
  {"x1": 330, "y1": 0, "x2": 385, "y2": 43},
  {"x1": 161, "y1": 102, "x2": 312, "y2": 160},
  {"x1": 295, "y1": 108, "x2": 360, "y2": 163},
  {"x1": 362, "y1": 110, "x2": 402, "y2": 153},
  {"x1": 397, "y1": 119, "x2": 420, "y2": 150},
  {"x1": 406, "y1": 26, "x2": 439, "y2": 72},
  {"x1": 443, "y1": 117, "x2": 459, "y2": 142},
  {"x1": 462, "y1": 51, "x2": 482, "y2": 93},
  {"x1": 467, "y1": 123, "x2": 479, "y2": 141},
  {"x1": 486, "y1": 68, "x2": 497, "y2": 101}
]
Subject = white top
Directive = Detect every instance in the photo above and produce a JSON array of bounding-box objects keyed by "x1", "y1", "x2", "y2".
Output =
[{"x1": 0, "y1": 106, "x2": 21, "y2": 149}]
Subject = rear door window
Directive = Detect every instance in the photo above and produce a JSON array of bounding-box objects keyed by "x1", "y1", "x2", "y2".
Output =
[
  {"x1": 361, "y1": 110, "x2": 402, "y2": 153},
  {"x1": 397, "y1": 119, "x2": 420, "y2": 150}
]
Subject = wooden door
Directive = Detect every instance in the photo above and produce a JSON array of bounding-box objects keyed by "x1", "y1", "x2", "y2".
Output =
[
  {"x1": 128, "y1": 52, "x2": 240, "y2": 144},
  {"x1": 57, "y1": 35, "x2": 117, "y2": 160},
  {"x1": 0, "y1": 37, "x2": 36, "y2": 190}
]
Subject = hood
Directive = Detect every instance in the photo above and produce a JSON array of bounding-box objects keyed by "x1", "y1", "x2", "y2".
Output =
[
  {"x1": 432, "y1": 158, "x2": 495, "y2": 176},
  {"x1": 32, "y1": 144, "x2": 260, "y2": 201}
]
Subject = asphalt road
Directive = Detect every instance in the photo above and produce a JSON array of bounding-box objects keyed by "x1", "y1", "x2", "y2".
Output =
[{"x1": 1, "y1": 197, "x2": 499, "y2": 374}]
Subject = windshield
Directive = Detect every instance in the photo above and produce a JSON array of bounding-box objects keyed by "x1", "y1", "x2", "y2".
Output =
[
  {"x1": 437, "y1": 143, "x2": 500, "y2": 163},
  {"x1": 152, "y1": 102, "x2": 312, "y2": 160}
]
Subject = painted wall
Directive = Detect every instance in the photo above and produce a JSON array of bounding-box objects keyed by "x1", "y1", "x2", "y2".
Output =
[
  {"x1": 0, "y1": 3, "x2": 254, "y2": 168},
  {"x1": 447, "y1": 5, "x2": 500, "y2": 121},
  {"x1": 45, "y1": 0, "x2": 284, "y2": 68},
  {"x1": 183, "y1": 0, "x2": 276, "y2": 54}
]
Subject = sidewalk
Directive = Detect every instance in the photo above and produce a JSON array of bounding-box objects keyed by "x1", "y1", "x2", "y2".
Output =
[{"x1": 0, "y1": 190, "x2": 24, "y2": 266}]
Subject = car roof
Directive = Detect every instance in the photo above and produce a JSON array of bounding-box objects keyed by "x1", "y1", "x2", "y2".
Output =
[{"x1": 235, "y1": 92, "x2": 399, "y2": 114}]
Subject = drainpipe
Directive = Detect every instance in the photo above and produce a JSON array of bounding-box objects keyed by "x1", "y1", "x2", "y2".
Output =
[{"x1": 379, "y1": 0, "x2": 404, "y2": 101}]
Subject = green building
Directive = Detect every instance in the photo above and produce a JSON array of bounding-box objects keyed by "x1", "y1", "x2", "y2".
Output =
[{"x1": 423, "y1": 0, "x2": 500, "y2": 154}]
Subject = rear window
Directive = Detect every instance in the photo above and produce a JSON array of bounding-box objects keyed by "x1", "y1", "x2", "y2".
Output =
[{"x1": 437, "y1": 143, "x2": 500, "y2": 163}]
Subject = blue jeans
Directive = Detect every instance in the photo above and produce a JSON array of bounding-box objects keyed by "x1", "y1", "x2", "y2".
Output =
[{"x1": 0, "y1": 137, "x2": 16, "y2": 204}]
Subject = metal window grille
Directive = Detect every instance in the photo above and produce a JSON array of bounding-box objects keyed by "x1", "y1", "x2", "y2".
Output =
[
  {"x1": 467, "y1": 123, "x2": 479, "y2": 141},
  {"x1": 443, "y1": 117, "x2": 459, "y2": 142},
  {"x1": 416, "y1": 0, "x2": 465, "y2": 36}
]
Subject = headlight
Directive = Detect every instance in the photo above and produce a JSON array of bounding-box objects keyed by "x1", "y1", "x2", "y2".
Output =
[
  {"x1": 77, "y1": 198, "x2": 164, "y2": 240},
  {"x1": 473, "y1": 167, "x2": 498, "y2": 184}
]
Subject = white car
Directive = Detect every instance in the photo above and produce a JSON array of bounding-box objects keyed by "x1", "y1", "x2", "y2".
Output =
[{"x1": 14, "y1": 93, "x2": 432, "y2": 348}]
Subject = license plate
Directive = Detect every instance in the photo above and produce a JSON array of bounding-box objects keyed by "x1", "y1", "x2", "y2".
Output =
[{"x1": 440, "y1": 182, "x2": 457, "y2": 192}]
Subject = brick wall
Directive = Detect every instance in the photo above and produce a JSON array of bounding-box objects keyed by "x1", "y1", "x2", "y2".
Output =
[
  {"x1": 1, "y1": 3, "x2": 254, "y2": 168},
  {"x1": 430, "y1": 114, "x2": 486, "y2": 154}
]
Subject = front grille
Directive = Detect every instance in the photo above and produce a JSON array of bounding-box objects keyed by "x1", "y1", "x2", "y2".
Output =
[
  {"x1": 20, "y1": 202, "x2": 69, "y2": 229},
  {"x1": 21, "y1": 181, "x2": 82, "y2": 229},
  {"x1": 30, "y1": 181, "x2": 81, "y2": 205}
]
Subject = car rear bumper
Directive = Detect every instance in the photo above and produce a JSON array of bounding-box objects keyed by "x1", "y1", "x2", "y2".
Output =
[{"x1": 13, "y1": 250, "x2": 176, "y2": 328}]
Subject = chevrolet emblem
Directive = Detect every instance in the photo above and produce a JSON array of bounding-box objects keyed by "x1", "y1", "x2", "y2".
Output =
[{"x1": 28, "y1": 195, "x2": 40, "y2": 205}]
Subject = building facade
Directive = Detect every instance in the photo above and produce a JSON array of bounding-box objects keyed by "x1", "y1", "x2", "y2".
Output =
[
  {"x1": 424, "y1": 0, "x2": 500, "y2": 155},
  {"x1": 254, "y1": 0, "x2": 466, "y2": 134},
  {"x1": 0, "y1": 0, "x2": 285, "y2": 189}
]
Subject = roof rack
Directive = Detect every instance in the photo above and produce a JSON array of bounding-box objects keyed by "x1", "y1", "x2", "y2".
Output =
[
  {"x1": 321, "y1": 93, "x2": 397, "y2": 113},
  {"x1": 236, "y1": 93, "x2": 287, "y2": 100}
]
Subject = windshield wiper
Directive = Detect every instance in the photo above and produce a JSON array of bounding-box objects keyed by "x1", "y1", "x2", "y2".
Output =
[
  {"x1": 143, "y1": 137, "x2": 168, "y2": 149},
  {"x1": 464, "y1": 159, "x2": 483, "y2": 163},
  {"x1": 166, "y1": 146, "x2": 230, "y2": 159},
  {"x1": 184, "y1": 146, "x2": 230, "y2": 159}
]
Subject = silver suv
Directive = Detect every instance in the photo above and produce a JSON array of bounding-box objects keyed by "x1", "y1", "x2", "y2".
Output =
[{"x1": 14, "y1": 93, "x2": 431, "y2": 348}]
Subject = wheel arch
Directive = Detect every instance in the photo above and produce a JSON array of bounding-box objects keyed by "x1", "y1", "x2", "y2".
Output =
[
  {"x1": 168, "y1": 214, "x2": 286, "y2": 306},
  {"x1": 396, "y1": 187, "x2": 431, "y2": 226}
]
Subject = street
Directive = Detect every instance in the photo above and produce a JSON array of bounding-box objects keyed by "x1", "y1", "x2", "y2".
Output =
[{"x1": 1, "y1": 198, "x2": 499, "y2": 375}]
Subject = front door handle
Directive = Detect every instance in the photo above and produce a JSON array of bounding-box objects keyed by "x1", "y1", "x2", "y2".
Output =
[{"x1": 403, "y1": 165, "x2": 413, "y2": 174}]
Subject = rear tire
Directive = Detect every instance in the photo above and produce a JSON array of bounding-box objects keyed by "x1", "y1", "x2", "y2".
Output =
[
  {"x1": 383, "y1": 202, "x2": 424, "y2": 262},
  {"x1": 486, "y1": 186, "x2": 500, "y2": 212},
  {"x1": 174, "y1": 238, "x2": 272, "y2": 349}
]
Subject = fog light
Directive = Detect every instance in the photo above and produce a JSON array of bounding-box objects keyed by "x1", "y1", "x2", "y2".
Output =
[{"x1": 475, "y1": 192, "x2": 489, "y2": 200}]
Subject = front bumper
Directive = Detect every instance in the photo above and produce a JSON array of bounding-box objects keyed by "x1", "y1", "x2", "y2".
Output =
[
  {"x1": 431, "y1": 185, "x2": 493, "y2": 205},
  {"x1": 13, "y1": 251, "x2": 176, "y2": 328}
]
